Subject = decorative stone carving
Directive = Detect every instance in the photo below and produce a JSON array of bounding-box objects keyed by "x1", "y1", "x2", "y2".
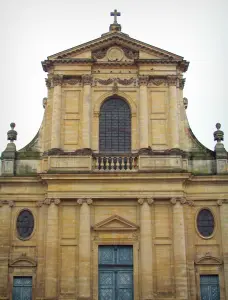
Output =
[
  {"x1": 122, "y1": 47, "x2": 139, "y2": 59},
  {"x1": 94, "y1": 78, "x2": 114, "y2": 85},
  {"x1": 167, "y1": 75, "x2": 178, "y2": 86},
  {"x1": 179, "y1": 78, "x2": 186, "y2": 90},
  {"x1": 107, "y1": 47, "x2": 124, "y2": 61},
  {"x1": 217, "y1": 199, "x2": 223, "y2": 206},
  {"x1": 138, "y1": 198, "x2": 144, "y2": 205},
  {"x1": 180, "y1": 197, "x2": 187, "y2": 204},
  {"x1": 187, "y1": 199, "x2": 195, "y2": 206},
  {"x1": 45, "y1": 78, "x2": 52, "y2": 88},
  {"x1": 183, "y1": 97, "x2": 188, "y2": 109},
  {"x1": 170, "y1": 198, "x2": 177, "y2": 205},
  {"x1": 63, "y1": 77, "x2": 82, "y2": 85},
  {"x1": 112, "y1": 81, "x2": 118, "y2": 94},
  {"x1": 138, "y1": 146, "x2": 153, "y2": 155},
  {"x1": 149, "y1": 77, "x2": 166, "y2": 86},
  {"x1": 92, "y1": 48, "x2": 107, "y2": 59},
  {"x1": 7, "y1": 123, "x2": 17, "y2": 142},
  {"x1": 214, "y1": 123, "x2": 224, "y2": 143},
  {"x1": 43, "y1": 198, "x2": 61, "y2": 205},
  {"x1": 36, "y1": 201, "x2": 44, "y2": 207},
  {"x1": 43, "y1": 97, "x2": 47, "y2": 108},
  {"x1": 138, "y1": 75, "x2": 149, "y2": 86},
  {"x1": 147, "y1": 198, "x2": 154, "y2": 205},
  {"x1": 0, "y1": 200, "x2": 15, "y2": 207},
  {"x1": 77, "y1": 198, "x2": 93, "y2": 205},
  {"x1": 52, "y1": 75, "x2": 63, "y2": 86},
  {"x1": 8, "y1": 200, "x2": 15, "y2": 207},
  {"x1": 82, "y1": 74, "x2": 93, "y2": 85},
  {"x1": 117, "y1": 77, "x2": 136, "y2": 86}
]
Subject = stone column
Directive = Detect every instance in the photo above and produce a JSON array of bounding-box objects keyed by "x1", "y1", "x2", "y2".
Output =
[
  {"x1": 168, "y1": 76, "x2": 180, "y2": 149},
  {"x1": 0, "y1": 200, "x2": 14, "y2": 296},
  {"x1": 138, "y1": 198, "x2": 154, "y2": 300},
  {"x1": 171, "y1": 197, "x2": 188, "y2": 299},
  {"x1": 138, "y1": 76, "x2": 149, "y2": 149},
  {"x1": 51, "y1": 75, "x2": 62, "y2": 149},
  {"x1": 218, "y1": 199, "x2": 228, "y2": 298},
  {"x1": 77, "y1": 198, "x2": 93, "y2": 299},
  {"x1": 82, "y1": 75, "x2": 92, "y2": 149},
  {"x1": 44, "y1": 198, "x2": 60, "y2": 298}
]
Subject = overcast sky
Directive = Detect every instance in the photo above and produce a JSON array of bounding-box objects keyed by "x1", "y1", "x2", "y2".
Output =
[{"x1": 0, "y1": 0, "x2": 227, "y2": 155}]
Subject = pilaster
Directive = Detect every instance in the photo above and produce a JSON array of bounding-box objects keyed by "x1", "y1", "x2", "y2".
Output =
[
  {"x1": 0, "y1": 200, "x2": 14, "y2": 296},
  {"x1": 171, "y1": 197, "x2": 188, "y2": 299},
  {"x1": 82, "y1": 75, "x2": 93, "y2": 149},
  {"x1": 168, "y1": 76, "x2": 180, "y2": 149},
  {"x1": 77, "y1": 198, "x2": 93, "y2": 300},
  {"x1": 138, "y1": 76, "x2": 149, "y2": 149},
  {"x1": 219, "y1": 199, "x2": 228, "y2": 298},
  {"x1": 44, "y1": 198, "x2": 61, "y2": 299},
  {"x1": 138, "y1": 198, "x2": 154, "y2": 300},
  {"x1": 51, "y1": 75, "x2": 62, "y2": 149}
]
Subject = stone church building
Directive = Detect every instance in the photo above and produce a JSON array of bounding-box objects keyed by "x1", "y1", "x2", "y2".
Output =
[{"x1": 0, "y1": 11, "x2": 228, "y2": 300}]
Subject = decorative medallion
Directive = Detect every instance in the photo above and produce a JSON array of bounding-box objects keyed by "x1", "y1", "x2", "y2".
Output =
[{"x1": 107, "y1": 47, "x2": 124, "y2": 61}]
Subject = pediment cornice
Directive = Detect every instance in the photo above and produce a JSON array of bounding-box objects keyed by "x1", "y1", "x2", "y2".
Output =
[
  {"x1": 9, "y1": 253, "x2": 37, "y2": 268},
  {"x1": 42, "y1": 32, "x2": 189, "y2": 72},
  {"x1": 92, "y1": 214, "x2": 139, "y2": 231},
  {"x1": 195, "y1": 254, "x2": 223, "y2": 265}
]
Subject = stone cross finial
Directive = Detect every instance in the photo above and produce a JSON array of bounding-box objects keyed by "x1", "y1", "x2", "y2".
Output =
[
  {"x1": 214, "y1": 123, "x2": 224, "y2": 143},
  {"x1": 110, "y1": 9, "x2": 121, "y2": 24},
  {"x1": 7, "y1": 123, "x2": 17, "y2": 142}
]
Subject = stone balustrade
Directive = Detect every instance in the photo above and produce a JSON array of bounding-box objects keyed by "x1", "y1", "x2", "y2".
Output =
[{"x1": 93, "y1": 154, "x2": 138, "y2": 171}]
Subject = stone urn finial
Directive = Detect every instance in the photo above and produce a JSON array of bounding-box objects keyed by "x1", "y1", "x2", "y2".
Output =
[
  {"x1": 214, "y1": 123, "x2": 224, "y2": 143},
  {"x1": 7, "y1": 123, "x2": 17, "y2": 142}
]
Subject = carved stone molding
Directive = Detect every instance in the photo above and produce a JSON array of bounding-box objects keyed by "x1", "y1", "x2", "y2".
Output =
[
  {"x1": 92, "y1": 46, "x2": 139, "y2": 60},
  {"x1": 77, "y1": 198, "x2": 93, "y2": 205},
  {"x1": 92, "y1": 48, "x2": 108, "y2": 59},
  {"x1": 0, "y1": 200, "x2": 15, "y2": 207},
  {"x1": 52, "y1": 75, "x2": 63, "y2": 87},
  {"x1": 138, "y1": 198, "x2": 154, "y2": 205},
  {"x1": 167, "y1": 75, "x2": 178, "y2": 86},
  {"x1": 36, "y1": 201, "x2": 43, "y2": 207},
  {"x1": 138, "y1": 75, "x2": 149, "y2": 86},
  {"x1": 82, "y1": 74, "x2": 93, "y2": 86},
  {"x1": 170, "y1": 198, "x2": 177, "y2": 205},
  {"x1": 43, "y1": 198, "x2": 61, "y2": 205}
]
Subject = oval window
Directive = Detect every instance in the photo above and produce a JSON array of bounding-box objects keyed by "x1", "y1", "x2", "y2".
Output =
[
  {"x1": 16, "y1": 210, "x2": 34, "y2": 239},
  {"x1": 197, "y1": 209, "x2": 215, "y2": 237}
]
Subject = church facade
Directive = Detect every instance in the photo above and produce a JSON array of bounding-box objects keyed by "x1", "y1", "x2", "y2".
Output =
[{"x1": 0, "y1": 12, "x2": 228, "y2": 300}]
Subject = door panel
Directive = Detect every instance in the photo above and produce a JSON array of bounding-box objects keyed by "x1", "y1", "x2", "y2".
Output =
[
  {"x1": 99, "y1": 246, "x2": 133, "y2": 300},
  {"x1": 200, "y1": 275, "x2": 220, "y2": 300},
  {"x1": 13, "y1": 277, "x2": 32, "y2": 300}
]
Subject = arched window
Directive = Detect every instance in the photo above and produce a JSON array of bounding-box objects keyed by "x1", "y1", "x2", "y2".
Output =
[
  {"x1": 17, "y1": 210, "x2": 34, "y2": 239},
  {"x1": 197, "y1": 209, "x2": 215, "y2": 237},
  {"x1": 99, "y1": 97, "x2": 131, "y2": 153}
]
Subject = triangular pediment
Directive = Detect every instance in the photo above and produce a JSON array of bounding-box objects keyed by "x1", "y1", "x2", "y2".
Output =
[
  {"x1": 93, "y1": 215, "x2": 138, "y2": 231},
  {"x1": 47, "y1": 32, "x2": 183, "y2": 61}
]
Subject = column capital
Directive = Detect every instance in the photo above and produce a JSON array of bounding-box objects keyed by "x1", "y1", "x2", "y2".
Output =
[
  {"x1": 138, "y1": 75, "x2": 149, "y2": 86},
  {"x1": 52, "y1": 74, "x2": 63, "y2": 87},
  {"x1": 44, "y1": 198, "x2": 61, "y2": 205},
  {"x1": 77, "y1": 198, "x2": 93, "y2": 205},
  {"x1": 0, "y1": 200, "x2": 15, "y2": 207},
  {"x1": 138, "y1": 198, "x2": 154, "y2": 205},
  {"x1": 82, "y1": 74, "x2": 93, "y2": 86},
  {"x1": 170, "y1": 197, "x2": 186, "y2": 205},
  {"x1": 167, "y1": 75, "x2": 178, "y2": 86},
  {"x1": 217, "y1": 199, "x2": 228, "y2": 206}
]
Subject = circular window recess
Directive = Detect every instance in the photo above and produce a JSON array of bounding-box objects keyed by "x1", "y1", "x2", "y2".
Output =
[
  {"x1": 196, "y1": 208, "x2": 215, "y2": 238},
  {"x1": 16, "y1": 210, "x2": 35, "y2": 240}
]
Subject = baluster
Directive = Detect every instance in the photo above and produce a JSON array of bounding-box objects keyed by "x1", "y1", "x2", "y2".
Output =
[
  {"x1": 100, "y1": 157, "x2": 104, "y2": 170},
  {"x1": 95, "y1": 157, "x2": 99, "y2": 170},
  {"x1": 110, "y1": 157, "x2": 115, "y2": 170}
]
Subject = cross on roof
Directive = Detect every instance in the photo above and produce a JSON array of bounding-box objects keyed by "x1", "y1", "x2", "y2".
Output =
[{"x1": 110, "y1": 9, "x2": 121, "y2": 24}]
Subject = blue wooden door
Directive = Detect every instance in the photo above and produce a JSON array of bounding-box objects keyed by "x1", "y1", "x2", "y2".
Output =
[
  {"x1": 13, "y1": 277, "x2": 32, "y2": 300},
  {"x1": 99, "y1": 246, "x2": 133, "y2": 300},
  {"x1": 200, "y1": 275, "x2": 220, "y2": 300}
]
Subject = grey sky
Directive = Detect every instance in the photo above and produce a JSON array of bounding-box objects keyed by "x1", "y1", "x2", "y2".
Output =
[{"x1": 0, "y1": 0, "x2": 227, "y2": 154}]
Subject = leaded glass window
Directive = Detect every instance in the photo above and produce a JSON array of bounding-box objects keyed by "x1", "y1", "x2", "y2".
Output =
[
  {"x1": 99, "y1": 98, "x2": 131, "y2": 153},
  {"x1": 197, "y1": 209, "x2": 215, "y2": 237},
  {"x1": 17, "y1": 210, "x2": 34, "y2": 239}
]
